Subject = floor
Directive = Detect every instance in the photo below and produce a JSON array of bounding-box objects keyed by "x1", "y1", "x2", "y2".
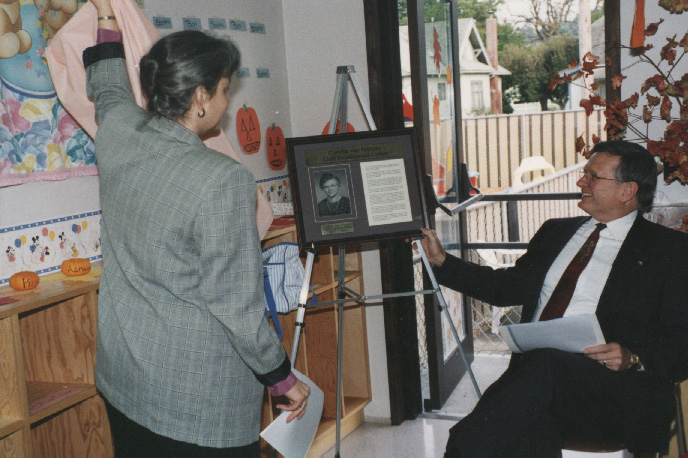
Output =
[
  {"x1": 321, "y1": 354, "x2": 631, "y2": 458},
  {"x1": 321, "y1": 354, "x2": 510, "y2": 458}
]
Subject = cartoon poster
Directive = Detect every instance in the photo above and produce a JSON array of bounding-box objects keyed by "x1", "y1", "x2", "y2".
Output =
[{"x1": 0, "y1": 0, "x2": 96, "y2": 188}]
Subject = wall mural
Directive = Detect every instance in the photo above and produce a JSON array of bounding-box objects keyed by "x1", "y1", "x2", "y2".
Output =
[{"x1": 0, "y1": 0, "x2": 95, "y2": 187}]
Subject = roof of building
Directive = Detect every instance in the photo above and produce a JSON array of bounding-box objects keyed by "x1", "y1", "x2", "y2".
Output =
[{"x1": 399, "y1": 18, "x2": 510, "y2": 77}]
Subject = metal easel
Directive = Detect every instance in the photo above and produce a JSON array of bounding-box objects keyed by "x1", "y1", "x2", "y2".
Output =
[{"x1": 289, "y1": 65, "x2": 480, "y2": 458}]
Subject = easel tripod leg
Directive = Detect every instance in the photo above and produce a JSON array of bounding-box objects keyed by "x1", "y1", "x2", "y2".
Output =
[
  {"x1": 415, "y1": 239, "x2": 482, "y2": 398},
  {"x1": 291, "y1": 249, "x2": 317, "y2": 366},
  {"x1": 335, "y1": 245, "x2": 346, "y2": 457}
]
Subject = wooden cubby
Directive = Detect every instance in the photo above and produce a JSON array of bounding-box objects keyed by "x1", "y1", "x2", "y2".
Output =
[
  {"x1": 0, "y1": 277, "x2": 112, "y2": 458},
  {"x1": 260, "y1": 223, "x2": 372, "y2": 457},
  {"x1": 0, "y1": 223, "x2": 371, "y2": 457}
]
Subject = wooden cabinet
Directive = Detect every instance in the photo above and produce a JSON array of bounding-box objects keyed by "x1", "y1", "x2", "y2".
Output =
[
  {"x1": 0, "y1": 224, "x2": 371, "y2": 457},
  {"x1": 260, "y1": 223, "x2": 371, "y2": 457},
  {"x1": 0, "y1": 277, "x2": 112, "y2": 457}
]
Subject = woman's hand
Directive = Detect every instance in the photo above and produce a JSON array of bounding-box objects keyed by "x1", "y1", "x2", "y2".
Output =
[
  {"x1": 90, "y1": 0, "x2": 114, "y2": 15},
  {"x1": 90, "y1": 0, "x2": 119, "y2": 32},
  {"x1": 275, "y1": 379, "x2": 311, "y2": 423}
]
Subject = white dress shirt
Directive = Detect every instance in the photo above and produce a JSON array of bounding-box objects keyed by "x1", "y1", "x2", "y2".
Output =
[{"x1": 533, "y1": 211, "x2": 638, "y2": 321}]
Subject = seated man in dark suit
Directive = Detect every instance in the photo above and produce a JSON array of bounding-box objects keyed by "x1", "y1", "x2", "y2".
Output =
[{"x1": 421, "y1": 140, "x2": 688, "y2": 457}]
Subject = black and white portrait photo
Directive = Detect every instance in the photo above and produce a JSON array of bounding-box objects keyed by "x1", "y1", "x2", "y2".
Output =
[{"x1": 314, "y1": 170, "x2": 352, "y2": 217}]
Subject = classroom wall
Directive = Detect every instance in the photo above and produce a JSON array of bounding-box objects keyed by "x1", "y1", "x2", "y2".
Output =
[
  {"x1": 0, "y1": 0, "x2": 391, "y2": 421},
  {"x1": 280, "y1": 0, "x2": 391, "y2": 421}
]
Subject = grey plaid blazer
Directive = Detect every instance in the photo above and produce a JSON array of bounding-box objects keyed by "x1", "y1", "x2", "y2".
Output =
[{"x1": 85, "y1": 43, "x2": 289, "y2": 447}]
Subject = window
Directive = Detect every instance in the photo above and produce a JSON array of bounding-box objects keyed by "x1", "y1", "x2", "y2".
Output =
[
  {"x1": 471, "y1": 81, "x2": 483, "y2": 111},
  {"x1": 438, "y1": 82, "x2": 446, "y2": 101}
]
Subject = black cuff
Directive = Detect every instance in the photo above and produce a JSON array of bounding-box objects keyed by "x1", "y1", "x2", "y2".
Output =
[
  {"x1": 254, "y1": 353, "x2": 292, "y2": 386},
  {"x1": 83, "y1": 42, "x2": 125, "y2": 68}
]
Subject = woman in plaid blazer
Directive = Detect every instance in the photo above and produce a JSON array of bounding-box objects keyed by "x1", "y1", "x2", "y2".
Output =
[{"x1": 85, "y1": 1, "x2": 309, "y2": 456}]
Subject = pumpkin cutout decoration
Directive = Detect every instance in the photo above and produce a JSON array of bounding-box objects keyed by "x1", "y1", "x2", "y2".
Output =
[
  {"x1": 266, "y1": 124, "x2": 286, "y2": 170},
  {"x1": 236, "y1": 105, "x2": 261, "y2": 154},
  {"x1": 321, "y1": 120, "x2": 355, "y2": 135},
  {"x1": 9, "y1": 271, "x2": 39, "y2": 291},
  {"x1": 61, "y1": 258, "x2": 92, "y2": 276}
]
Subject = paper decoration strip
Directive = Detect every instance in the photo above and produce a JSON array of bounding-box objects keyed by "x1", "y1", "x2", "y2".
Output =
[{"x1": 1, "y1": 211, "x2": 102, "y2": 285}]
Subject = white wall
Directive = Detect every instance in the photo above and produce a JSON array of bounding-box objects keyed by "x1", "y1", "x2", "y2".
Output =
[
  {"x1": 620, "y1": 5, "x2": 688, "y2": 205},
  {"x1": 281, "y1": 0, "x2": 390, "y2": 421}
]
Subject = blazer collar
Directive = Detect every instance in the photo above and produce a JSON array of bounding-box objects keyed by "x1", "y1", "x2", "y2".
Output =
[{"x1": 148, "y1": 115, "x2": 205, "y2": 149}]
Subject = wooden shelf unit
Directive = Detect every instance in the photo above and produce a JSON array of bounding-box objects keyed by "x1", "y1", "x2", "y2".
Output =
[
  {"x1": 260, "y1": 223, "x2": 372, "y2": 457},
  {"x1": 0, "y1": 223, "x2": 371, "y2": 457},
  {"x1": 0, "y1": 278, "x2": 112, "y2": 458}
]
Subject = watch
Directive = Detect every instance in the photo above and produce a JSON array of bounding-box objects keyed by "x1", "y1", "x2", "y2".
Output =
[{"x1": 630, "y1": 353, "x2": 640, "y2": 367}]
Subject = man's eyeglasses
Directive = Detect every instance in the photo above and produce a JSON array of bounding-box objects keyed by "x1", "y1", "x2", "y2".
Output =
[{"x1": 579, "y1": 169, "x2": 617, "y2": 183}]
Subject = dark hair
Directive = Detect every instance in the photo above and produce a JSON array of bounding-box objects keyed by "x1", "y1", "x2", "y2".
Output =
[
  {"x1": 139, "y1": 30, "x2": 240, "y2": 119},
  {"x1": 590, "y1": 140, "x2": 657, "y2": 213},
  {"x1": 319, "y1": 172, "x2": 340, "y2": 189}
]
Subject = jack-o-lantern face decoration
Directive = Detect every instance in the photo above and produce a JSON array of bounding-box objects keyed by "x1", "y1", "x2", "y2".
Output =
[
  {"x1": 266, "y1": 125, "x2": 286, "y2": 170},
  {"x1": 236, "y1": 105, "x2": 261, "y2": 154},
  {"x1": 321, "y1": 120, "x2": 355, "y2": 135}
]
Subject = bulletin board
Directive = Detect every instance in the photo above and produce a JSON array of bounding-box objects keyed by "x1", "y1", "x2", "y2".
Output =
[{"x1": 137, "y1": 0, "x2": 293, "y2": 205}]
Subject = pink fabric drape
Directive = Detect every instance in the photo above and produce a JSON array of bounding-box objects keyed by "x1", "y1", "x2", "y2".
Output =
[{"x1": 45, "y1": 1, "x2": 273, "y2": 237}]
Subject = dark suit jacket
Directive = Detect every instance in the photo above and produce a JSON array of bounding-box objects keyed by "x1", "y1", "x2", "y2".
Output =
[{"x1": 435, "y1": 215, "x2": 688, "y2": 383}]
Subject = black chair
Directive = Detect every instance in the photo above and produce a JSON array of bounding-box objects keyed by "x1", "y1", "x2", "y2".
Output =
[{"x1": 563, "y1": 382, "x2": 687, "y2": 457}]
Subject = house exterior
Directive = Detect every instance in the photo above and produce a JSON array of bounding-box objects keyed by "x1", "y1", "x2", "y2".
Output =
[
  {"x1": 399, "y1": 18, "x2": 510, "y2": 120},
  {"x1": 563, "y1": 16, "x2": 606, "y2": 110}
]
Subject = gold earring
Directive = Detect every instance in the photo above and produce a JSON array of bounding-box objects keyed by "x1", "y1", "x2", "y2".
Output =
[{"x1": 198, "y1": 108, "x2": 206, "y2": 118}]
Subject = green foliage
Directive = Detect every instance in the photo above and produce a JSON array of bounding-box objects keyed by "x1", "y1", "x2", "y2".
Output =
[
  {"x1": 501, "y1": 34, "x2": 578, "y2": 110},
  {"x1": 497, "y1": 22, "x2": 527, "y2": 55},
  {"x1": 456, "y1": 0, "x2": 503, "y2": 23},
  {"x1": 399, "y1": 0, "x2": 503, "y2": 26}
]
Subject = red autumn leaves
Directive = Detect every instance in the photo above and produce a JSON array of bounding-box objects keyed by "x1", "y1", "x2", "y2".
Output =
[{"x1": 548, "y1": 23, "x2": 688, "y2": 183}]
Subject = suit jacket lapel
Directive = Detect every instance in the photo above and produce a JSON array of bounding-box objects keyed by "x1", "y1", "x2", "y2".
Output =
[{"x1": 597, "y1": 215, "x2": 651, "y2": 317}]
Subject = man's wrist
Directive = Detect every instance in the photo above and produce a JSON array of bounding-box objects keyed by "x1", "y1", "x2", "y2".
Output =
[{"x1": 630, "y1": 353, "x2": 640, "y2": 368}]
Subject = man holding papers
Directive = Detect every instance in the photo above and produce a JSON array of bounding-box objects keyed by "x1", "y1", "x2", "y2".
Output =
[{"x1": 421, "y1": 141, "x2": 688, "y2": 457}]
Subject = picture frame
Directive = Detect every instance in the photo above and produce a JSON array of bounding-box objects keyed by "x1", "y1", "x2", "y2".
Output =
[{"x1": 286, "y1": 128, "x2": 428, "y2": 249}]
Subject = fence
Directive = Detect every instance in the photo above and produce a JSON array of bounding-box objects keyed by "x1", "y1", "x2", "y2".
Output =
[
  {"x1": 416, "y1": 165, "x2": 587, "y2": 361},
  {"x1": 429, "y1": 109, "x2": 606, "y2": 192}
]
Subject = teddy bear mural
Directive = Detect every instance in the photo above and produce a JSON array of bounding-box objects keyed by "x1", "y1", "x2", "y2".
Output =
[
  {"x1": 0, "y1": 0, "x2": 32, "y2": 59},
  {"x1": 33, "y1": 0, "x2": 78, "y2": 40},
  {"x1": 0, "y1": 0, "x2": 94, "y2": 188}
]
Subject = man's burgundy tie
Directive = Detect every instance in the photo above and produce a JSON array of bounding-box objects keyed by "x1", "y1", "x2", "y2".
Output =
[{"x1": 538, "y1": 223, "x2": 606, "y2": 321}]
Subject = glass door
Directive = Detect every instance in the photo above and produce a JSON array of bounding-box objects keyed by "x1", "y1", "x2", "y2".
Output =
[{"x1": 401, "y1": 0, "x2": 473, "y2": 410}]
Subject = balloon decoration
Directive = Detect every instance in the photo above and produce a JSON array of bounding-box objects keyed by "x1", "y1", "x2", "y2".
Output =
[
  {"x1": 321, "y1": 120, "x2": 355, "y2": 135},
  {"x1": 236, "y1": 105, "x2": 261, "y2": 154},
  {"x1": 266, "y1": 124, "x2": 286, "y2": 170}
]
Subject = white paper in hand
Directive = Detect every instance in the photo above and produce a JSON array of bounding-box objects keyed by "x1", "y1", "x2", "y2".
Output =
[
  {"x1": 260, "y1": 370, "x2": 324, "y2": 458},
  {"x1": 499, "y1": 314, "x2": 606, "y2": 353}
]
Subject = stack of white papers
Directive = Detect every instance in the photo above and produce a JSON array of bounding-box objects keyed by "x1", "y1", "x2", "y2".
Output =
[{"x1": 499, "y1": 314, "x2": 606, "y2": 354}]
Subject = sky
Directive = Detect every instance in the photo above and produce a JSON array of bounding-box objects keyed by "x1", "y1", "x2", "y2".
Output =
[{"x1": 496, "y1": 0, "x2": 583, "y2": 25}]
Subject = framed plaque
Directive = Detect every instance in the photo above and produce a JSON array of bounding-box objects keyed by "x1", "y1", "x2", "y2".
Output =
[{"x1": 286, "y1": 128, "x2": 428, "y2": 249}]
